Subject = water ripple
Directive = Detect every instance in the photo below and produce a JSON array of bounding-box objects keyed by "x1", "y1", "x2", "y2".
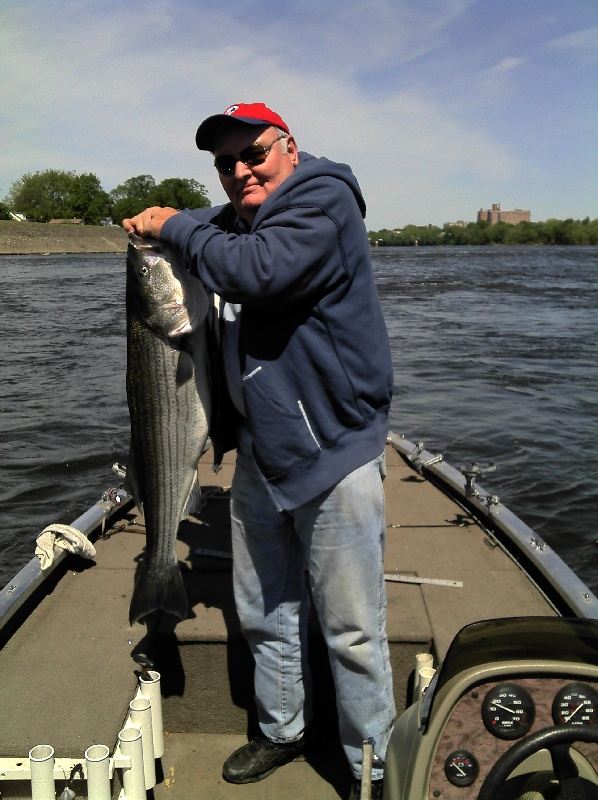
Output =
[{"x1": 0, "y1": 247, "x2": 597, "y2": 594}]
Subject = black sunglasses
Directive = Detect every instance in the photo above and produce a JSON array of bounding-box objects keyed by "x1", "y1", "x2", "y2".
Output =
[{"x1": 214, "y1": 134, "x2": 286, "y2": 176}]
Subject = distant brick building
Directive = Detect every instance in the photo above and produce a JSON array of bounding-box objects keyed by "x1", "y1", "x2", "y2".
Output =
[{"x1": 478, "y1": 203, "x2": 530, "y2": 225}]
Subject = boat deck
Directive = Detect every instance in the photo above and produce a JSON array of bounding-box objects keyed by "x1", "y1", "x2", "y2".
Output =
[{"x1": 0, "y1": 442, "x2": 556, "y2": 799}]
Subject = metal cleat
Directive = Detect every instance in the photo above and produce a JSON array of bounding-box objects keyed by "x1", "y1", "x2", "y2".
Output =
[
  {"x1": 408, "y1": 443, "x2": 443, "y2": 474},
  {"x1": 460, "y1": 462, "x2": 496, "y2": 498}
]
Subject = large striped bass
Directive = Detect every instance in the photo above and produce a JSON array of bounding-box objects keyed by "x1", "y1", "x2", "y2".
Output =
[{"x1": 125, "y1": 234, "x2": 211, "y2": 624}]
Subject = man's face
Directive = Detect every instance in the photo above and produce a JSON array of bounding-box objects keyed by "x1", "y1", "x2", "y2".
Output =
[{"x1": 213, "y1": 125, "x2": 298, "y2": 223}]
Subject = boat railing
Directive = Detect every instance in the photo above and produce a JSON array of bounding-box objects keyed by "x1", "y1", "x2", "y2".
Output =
[
  {"x1": 0, "y1": 488, "x2": 131, "y2": 637},
  {"x1": 387, "y1": 432, "x2": 598, "y2": 620}
]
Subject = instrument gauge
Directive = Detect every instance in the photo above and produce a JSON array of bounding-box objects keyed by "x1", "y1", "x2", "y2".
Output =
[
  {"x1": 552, "y1": 683, "x2": 598, "y2": 727},
  {"x1": 444, "y1": 749, "x2": 479, "y2": 787},
  {"x1": 482, "y1": 682, "x2": 535, "y2": 740}
]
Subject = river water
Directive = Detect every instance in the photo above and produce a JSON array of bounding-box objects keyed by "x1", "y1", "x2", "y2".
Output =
[{"x1": 0, "y1": 246, "x2": 596, "y2": 592}]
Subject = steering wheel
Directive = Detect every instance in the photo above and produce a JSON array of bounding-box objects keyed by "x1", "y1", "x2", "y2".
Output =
[{"x1": 477, "y1": 725, "x2": 598, "y2": 800}]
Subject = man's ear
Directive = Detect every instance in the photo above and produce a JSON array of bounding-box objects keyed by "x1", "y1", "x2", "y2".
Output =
[{"x1": 287, "y1": 136, "x2": 299, "y2": 167}]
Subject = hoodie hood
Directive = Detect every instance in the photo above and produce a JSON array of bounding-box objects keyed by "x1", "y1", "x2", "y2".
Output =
[{"x1": 251, "y1": 151, "x2": 367, "y2": 229}]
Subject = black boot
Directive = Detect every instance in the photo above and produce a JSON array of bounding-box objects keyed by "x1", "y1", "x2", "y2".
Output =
[{"x1": 222, "y1": 735, "x2": 305, "y2": 783}]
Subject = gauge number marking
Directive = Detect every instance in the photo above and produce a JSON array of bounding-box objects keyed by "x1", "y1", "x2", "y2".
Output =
[
  {"x1": 552, "y1": 683, "x2": 598, "y2": 727},
  {"x1": 482, "y1": 682, "x2": 535, "y2": 740}
]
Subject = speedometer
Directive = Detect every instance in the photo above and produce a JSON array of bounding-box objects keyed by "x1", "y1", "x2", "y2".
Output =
[
  {"x1": 552, "y1": 683, "x2": 598, "y2": 727},
  {"x1": 482, "y1": 682, "x2": 535, "y2": 740}
]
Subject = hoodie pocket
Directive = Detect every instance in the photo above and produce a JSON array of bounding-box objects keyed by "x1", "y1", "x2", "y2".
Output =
[{"x1": 242, "y1": 368, "x2": 321, "y2": 477}]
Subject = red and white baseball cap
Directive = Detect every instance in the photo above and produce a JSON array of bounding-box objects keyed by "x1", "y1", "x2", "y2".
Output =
[{"x1": 195, "y1": 103, "x2": 290, "y2": 151}]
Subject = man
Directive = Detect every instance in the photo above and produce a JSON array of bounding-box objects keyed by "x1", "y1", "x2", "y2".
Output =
[{"x1": 124, "y1": 102, "x2": 395, "y2": 800}]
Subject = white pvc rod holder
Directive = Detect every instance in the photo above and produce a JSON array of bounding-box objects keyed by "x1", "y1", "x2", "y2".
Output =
[
  {"x1": 413, "y1": 653, "x2": 434, "y2": 702},
  {"x1": 417, "y1": 666, "x2": 436, "y2": 701},
  {"x1": 85, "y1": 744, "x2": 111, "y2": 800},
  {"x1": 139, "y1": 669, "x2": 164, "y2": 758},
  {"x1": 129, "y1": 696, "x2": 156, "y2": 789},
  {"x1": 29, "y1": 744, "x2": 55, "y2": 800},
  {"x1": 118, "y1": 726, "x2": 146, "y2": 800}
]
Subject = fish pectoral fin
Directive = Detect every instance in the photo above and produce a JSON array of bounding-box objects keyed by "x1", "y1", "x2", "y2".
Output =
[
  {"x1": 175, "y1": 348, "x2": 195, "y2": 386},
  {"x1": 129, "y1": 564, "x2": 188, "y2": 625},
  {"x1": 183, "y1": 474, "x2": 205, "y2": 518}
]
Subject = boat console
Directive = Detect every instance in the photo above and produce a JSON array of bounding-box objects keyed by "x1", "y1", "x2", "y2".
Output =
[{"x1": 385, "y1": 616, "x2": 598, "y2": 799}]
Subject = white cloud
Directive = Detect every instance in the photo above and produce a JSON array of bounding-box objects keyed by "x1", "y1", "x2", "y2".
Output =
[
  {"x1": 545, "y1": 25, "x2": 598, "y2": 64},
  {"x1": 485, "y1": 57, "x2": 526, "y2": 75},
  {"x1": 260, "y1": 0, "x2": 477, "y2": 74},
  {"x1": 1, "y1": 0, "x2": 595, "y2": 226}
]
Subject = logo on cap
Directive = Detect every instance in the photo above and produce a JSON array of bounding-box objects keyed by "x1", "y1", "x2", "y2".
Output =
[{"x1": 224, "y1": 105, "x2": 239, "y2": 116}]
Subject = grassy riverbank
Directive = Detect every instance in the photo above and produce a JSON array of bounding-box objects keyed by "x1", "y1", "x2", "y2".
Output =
[{"x1": 0, "y1": 221, "x2": 128, "y2": 254}]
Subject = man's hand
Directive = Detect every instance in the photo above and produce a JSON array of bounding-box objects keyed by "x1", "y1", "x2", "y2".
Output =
[{"x1": 122, "y1": 206, "x2": 180, "y2": 238}]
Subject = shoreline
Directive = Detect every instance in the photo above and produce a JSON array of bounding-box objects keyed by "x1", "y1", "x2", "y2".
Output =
[
  {"x1": 0, "y1": 221, "x2": 128, "y2": 255},
  {"x1": 3, "y1": 221, "x2": 595, "y2": 255}
]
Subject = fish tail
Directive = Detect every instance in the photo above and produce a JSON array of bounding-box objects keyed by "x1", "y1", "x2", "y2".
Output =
[{"x1": 129, "y1": 564, "x2": 188, "y2": 624}]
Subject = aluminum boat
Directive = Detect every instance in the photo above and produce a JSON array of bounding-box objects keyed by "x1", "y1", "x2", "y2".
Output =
[{"x1": 1, "y1": 433, "x2": 597, "y2": 799}]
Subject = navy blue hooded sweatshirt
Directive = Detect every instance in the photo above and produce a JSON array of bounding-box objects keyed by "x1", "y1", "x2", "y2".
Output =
[{"x1": 161, "y1": 152, "x2": 393, "y2": 510}]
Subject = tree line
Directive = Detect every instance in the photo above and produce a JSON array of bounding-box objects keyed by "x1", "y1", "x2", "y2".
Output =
[
  {"x1": 369, "y1": 218, "x2": 598, "y2": 247},
  {"x1": 0, "y1": 169, "x2": 210, "y2": 225},
  {"x1": 2, "y1": 171, "x2": 595, "y2": 245}
]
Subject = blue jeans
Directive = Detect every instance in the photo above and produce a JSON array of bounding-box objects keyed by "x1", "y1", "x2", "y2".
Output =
[{"x1": 230, "y1": 437, "x2": 396, "y2": 779}]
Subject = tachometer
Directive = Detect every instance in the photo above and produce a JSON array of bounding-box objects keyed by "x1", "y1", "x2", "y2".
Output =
[
  {"x1": 482, "y1": 682, "x2": 535, "y2": 739},
  {"x1": 552, "y1": 683, "x2": 598, "y2": 727}
]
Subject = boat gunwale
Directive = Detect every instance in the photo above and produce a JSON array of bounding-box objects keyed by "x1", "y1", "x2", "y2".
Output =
[
  {"x1": 0, "y1": 489, "x2": 132, "y2": 637},
  {"x1": 387, "y1": 432, "x2": 598, "y2": 620},
  {"x1": 2, "y1": 431, "x2": 597, "y2": 640}
]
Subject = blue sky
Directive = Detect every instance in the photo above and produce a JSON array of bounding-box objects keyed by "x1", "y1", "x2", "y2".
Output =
[{"x1": 1, "y1": 0, "x2": 596, "y2": 229}]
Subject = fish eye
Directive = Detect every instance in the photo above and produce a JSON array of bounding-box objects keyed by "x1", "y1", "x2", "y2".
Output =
[{"x1": 138, "y1": 266, "x2": 149, "y2": 277}]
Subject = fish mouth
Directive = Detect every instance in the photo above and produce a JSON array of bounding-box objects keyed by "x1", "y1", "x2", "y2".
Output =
[{"x1": 129, "y1": 233, "x2": 160, "y2": 250}]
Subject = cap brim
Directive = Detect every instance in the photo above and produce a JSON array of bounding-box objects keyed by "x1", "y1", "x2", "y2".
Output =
[{"x1": 195, "y1": 115, "x2": 272, "y2": 151}]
